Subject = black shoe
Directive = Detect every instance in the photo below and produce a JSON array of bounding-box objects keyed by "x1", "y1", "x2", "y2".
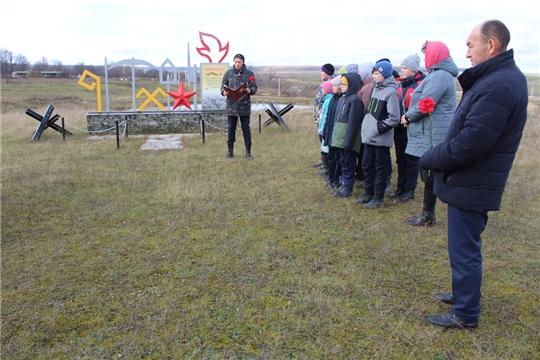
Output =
[
  {"x1": 396, "y1": 190, "x2": 415, "y2": 202},
  {"x1": 316, "y1": 169, "x2": 328, "y2": 176},
  {"x1": 427, "y1": 311, "x2": 478, "y2": 329},
  {"x1": 406, "y1": 209, "x2": 436, "y2": 227},
  {"x1": 389, "y1": 186, "x2": 404, "y2": 199},
  {"x1": 434, "y1": 293, "x2": 453, "y2": 305},
  {"x1": 353, "y1": 193, "x2": 373, "y2": 204},
  {"x1": 364, "y1": 197, "x2": 384, "y2": 209},
  {"x1": 225, "y1": 144, "x2": 234, "y2": 158},
  {"x1": 333, "y1": 184, "x2": 354, "y2": 198}
]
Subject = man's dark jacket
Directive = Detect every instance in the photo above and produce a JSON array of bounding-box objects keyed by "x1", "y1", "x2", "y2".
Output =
[{"x1": 420, "y1": 49, "x2": 528, "y2": 213}]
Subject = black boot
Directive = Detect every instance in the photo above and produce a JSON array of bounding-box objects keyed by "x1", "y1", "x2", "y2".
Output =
[
  {"x1": 353, "y1": 192, "x2": 373, "y2": 204},
  {"x1": 333, "y1": 183, "x2": 354, "y2": 198},
  {"x1": 389, "y1": 185, "x2": 404, "y2": 199},
  {"x1": 396, "y1": 190, "x2": 415, "y2": 202},
  {"x1": 245, "y1": 144, "x2": 253, "y2": 160},
  {"x1": 225, "y1": 143, "x2": 234, "y2": 158},
  {"x1": 364, "y1": 196, "x2": 384, "y2": 209},
  {"x1": 406, "y1": 189, "x2": 436, "y2": 226}
]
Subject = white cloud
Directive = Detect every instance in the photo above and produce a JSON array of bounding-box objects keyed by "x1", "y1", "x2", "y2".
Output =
[{"x1": 1, "y1": 0, "x2": 538, "y2": 72}]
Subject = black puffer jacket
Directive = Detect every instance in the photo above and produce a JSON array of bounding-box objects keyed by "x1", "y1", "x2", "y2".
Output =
[
  {"x1": 420, "y1": 50, "x2": 528, "y2": 212},
  {"x1": 331, "y1": 73, "x2": 364, "y2": 153}
]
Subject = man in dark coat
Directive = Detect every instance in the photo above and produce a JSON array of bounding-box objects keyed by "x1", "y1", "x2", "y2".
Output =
[
  {"x1": 221, "y1": 53, "x2": 257, "y2": 159},
  {"x1": 420, "y1": 20, "x2": 529, "y2": 328}
]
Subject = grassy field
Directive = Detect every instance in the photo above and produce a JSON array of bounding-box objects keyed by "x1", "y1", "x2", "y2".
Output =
[{"x1": 1, "y1": 75, "x2": 540, "y2": 359}]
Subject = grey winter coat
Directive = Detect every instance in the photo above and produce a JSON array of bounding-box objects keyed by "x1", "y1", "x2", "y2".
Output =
[
  {"x1": 404, "y1": 57, "x2": 459, "y2": 157},
  {"x1": 361, "y1": 76, "x2": 400, "y2": 147}
]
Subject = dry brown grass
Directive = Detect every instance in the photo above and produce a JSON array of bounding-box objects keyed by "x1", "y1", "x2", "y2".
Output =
[{"x1": 1, "y1": 79, "x2": 539, "y2": 359}]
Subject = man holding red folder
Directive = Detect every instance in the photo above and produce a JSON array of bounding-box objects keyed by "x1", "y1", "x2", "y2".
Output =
[{"x1": 221, "y1": 53, "x2": 257, "y2": 159}]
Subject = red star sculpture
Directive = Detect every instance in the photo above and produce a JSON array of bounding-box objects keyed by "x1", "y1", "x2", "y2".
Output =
[{"x1": 167, "y1": 82, "x2": 197, "y2": 110}]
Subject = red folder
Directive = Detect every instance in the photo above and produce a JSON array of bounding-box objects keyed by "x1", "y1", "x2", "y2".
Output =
[{"x1": 224, "y1": 83, "x2": 248, "y2": 101}]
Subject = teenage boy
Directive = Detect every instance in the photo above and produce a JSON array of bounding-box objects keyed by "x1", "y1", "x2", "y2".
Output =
[{"x1": 354, "y1": 61, "x2": 400, "y2": 208}]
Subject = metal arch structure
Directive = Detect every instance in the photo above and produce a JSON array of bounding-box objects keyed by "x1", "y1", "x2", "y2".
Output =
[
  {"x1": 159, "y1": 58, "x2": 178, "y2": 85},
  {"x1": 159, "y1": 58, "x2": 179, "y2": 110},
  {"x1": 104, "y1": 57, "x2": 179, "y2": 112}
]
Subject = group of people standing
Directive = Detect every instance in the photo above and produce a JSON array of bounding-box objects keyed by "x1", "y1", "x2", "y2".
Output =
[
  {"x1": 313, "y1": 20, "x2": 529, "y2": 329},
  {"x1": 221, "y1": 20, "x2": 528, "y2": 330},
  {"x1": 314, "y1": 39, "x2": 459, "y2": 226}
]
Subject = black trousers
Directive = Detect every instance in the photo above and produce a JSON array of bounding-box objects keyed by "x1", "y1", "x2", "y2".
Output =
[
  {"x1": 227, "y1": 115, "x2": 251, "y2": 145},
  {"x1": 362, "y1": 144, "x2": 390, "y2": 199}
]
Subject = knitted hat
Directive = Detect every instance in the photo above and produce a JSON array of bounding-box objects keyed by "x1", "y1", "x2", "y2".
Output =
[
  {"x1": 346, "y1": 63, "x2": 359, "y2": 74},
  {"x1": 337, "y1": 66, "x2": 347, "y2": 74},
  {"x1": 321, "y1": 63, "x2": 335, "y2": 76},
  {"x1": 373, "y1": 61, "x2": 393, "y2": 79},
  {"x1": 234, "y1": 53, "x2": 245, "y2": 62},
  {"x1": 401, "y1": 54, "x2": 420, "y2": 73},
  {"x1": 331, "y1": 75, "x2": 342, "y2": 87},
  {"x1": 340, "y1": 76, "x2": 348, "y2": 85},
  {"x1": 322, "y1": 80, "x2": 333, "y2": 94}
]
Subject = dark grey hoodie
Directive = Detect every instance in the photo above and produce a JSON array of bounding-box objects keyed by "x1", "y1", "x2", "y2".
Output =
[{"x1": 361, "y1": 75, "x2": 400, "y2": 147}]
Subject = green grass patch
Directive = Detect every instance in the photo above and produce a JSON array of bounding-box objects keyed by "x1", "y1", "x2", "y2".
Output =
[{"x1": 1, "y1": 78, "x2": 539, "y2": 359}]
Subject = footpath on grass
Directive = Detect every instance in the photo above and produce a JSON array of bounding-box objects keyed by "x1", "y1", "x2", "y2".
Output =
[{"x1": 86, "y1": 134, "x2": 198, "y2": 150}]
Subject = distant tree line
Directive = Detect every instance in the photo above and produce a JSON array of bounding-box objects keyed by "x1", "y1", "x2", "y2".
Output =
[{"x1": 0, "y1": 47, "x2": 179, "y2": 80}]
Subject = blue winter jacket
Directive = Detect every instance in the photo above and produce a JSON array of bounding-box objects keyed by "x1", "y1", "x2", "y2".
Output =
[{"x1": 419, "y1": 49, "x2": 528, "y2": 212}]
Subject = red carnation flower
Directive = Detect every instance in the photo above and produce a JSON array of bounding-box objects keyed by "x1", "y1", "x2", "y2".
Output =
[
  {"x1": 249, "y1": 76, "x2": 256, "y2": 82},
  {"x1": 418, "y1": 97, "x2": 436, "y2": 114}
]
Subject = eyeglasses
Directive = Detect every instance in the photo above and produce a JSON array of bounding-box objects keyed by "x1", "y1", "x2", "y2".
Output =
[{"x1": 339, "y1": 82, "x2": 347, "y2": 86}]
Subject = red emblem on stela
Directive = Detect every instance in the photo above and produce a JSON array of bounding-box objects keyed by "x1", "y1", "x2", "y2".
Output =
[{"x1": 196, "y1": 32, "x2": 229, "y2": 63}]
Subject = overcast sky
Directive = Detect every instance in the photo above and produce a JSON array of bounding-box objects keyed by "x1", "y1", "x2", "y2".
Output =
[{"x1": 2, "y1": 0, "x2": 539, "y2": 73}]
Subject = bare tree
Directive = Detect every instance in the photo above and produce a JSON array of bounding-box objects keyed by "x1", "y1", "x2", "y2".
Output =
[
  {"x1": 51, "y1": 59, "x2": 63, "y2": 72},
  {"x1": 74, "y1": 62, "x2": 86, "y2": 76},
  {"x1": 266, "y1": 67, "x2": 276, "y2": 82},
  {"x1": 15, "y1": 53, "x2": 30, "y2": 71},
  {"x1": 33, "y1": 56, "x2": 50, "y2": 71},
  {"x1": 0, "y1": 47, "x2": 14, "y2": 76}
]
